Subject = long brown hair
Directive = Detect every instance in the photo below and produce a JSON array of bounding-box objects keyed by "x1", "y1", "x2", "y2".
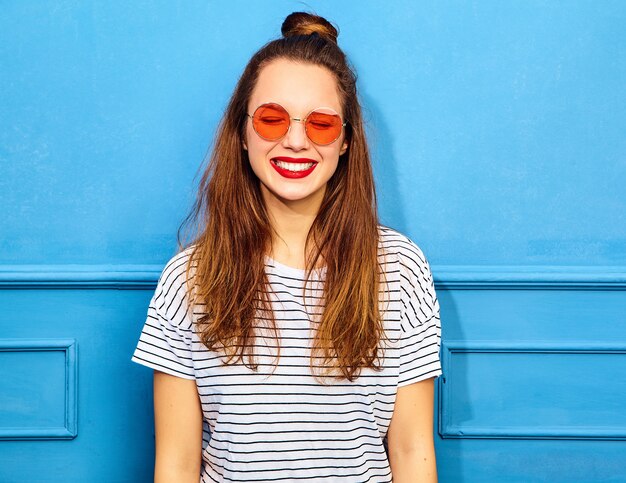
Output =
[{"x1": 178, "y1": 11, "x2": 387, "y2": 381}]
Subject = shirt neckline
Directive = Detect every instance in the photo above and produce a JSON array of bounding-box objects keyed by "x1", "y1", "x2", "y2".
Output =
[{"x1": 264, "y1": 255, "x2": 327, "y2": 278}]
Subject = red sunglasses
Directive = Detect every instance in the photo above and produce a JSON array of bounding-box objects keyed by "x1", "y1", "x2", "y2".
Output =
[{"x1": 247, "y1": 102, "x2": 347, "y2": 146}]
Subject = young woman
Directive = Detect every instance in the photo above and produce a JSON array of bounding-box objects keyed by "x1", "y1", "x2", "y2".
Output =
[{"x1": 132, "y1": 11, "x2": 441, "y2": 483}]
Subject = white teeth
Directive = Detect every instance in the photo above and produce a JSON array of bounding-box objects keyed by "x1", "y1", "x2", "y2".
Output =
[{"x1": 274, "y1": 160, "x2": 315, "y2": 172}]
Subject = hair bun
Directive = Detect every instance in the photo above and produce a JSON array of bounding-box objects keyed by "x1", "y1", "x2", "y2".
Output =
[{"x1": 281, "y1": 12, "x2": 339, "y2": 44}]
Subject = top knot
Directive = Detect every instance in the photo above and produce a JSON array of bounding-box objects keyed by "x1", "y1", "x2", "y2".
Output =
[{"x1": 281, "y1": 12, "x2": 339, "y2": 44}]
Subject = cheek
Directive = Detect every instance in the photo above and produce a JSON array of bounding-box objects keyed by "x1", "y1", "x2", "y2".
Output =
[
  {"x1": 324, "y1": 144, "x2": 344, "y2": 164},
  {"x1": 244, "y1": 124, "x2": 271, "y2": 155},
  {"x1": 320, "y1": 152, "x2": 341, "y2": 177}
]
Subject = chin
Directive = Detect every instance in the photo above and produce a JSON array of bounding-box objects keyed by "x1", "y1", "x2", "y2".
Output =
[
  {"x1": 264, "y1": 185, "x2": 322, "y2": 204},
  {"x1": 276, "y1": 191, "x2": 317, "y2": 203}
]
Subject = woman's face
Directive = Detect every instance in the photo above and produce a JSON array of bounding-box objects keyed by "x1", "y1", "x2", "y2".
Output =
[{"x1": 244, "y1": 58, "x2": 348, "y2": 209}]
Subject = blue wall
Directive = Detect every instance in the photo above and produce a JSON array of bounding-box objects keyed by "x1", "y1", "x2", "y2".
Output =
[{"x1": 1, "y1": 1, "x2": 625, "y2": 482}]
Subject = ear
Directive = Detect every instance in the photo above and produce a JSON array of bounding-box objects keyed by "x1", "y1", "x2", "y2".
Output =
[
  {"x1": 242, "y1": 140, "x2": 248, "y2": 151},
  {"x1": 339, "y1": 137, "x2": 349, "y2": 156}
]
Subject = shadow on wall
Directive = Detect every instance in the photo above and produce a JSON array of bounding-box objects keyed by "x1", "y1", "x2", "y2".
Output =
[
  {"x1": 435, "y1": 287, "x2": 467, "y2": 482},
  {"x1": 361, "y1": 82, "x2": 472, "y2": 481},
  {"x1": 359, "y1": 89, "x2": 407, "y2": 232}
]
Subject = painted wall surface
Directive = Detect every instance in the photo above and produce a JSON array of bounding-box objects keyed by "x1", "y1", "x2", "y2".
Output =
[{"x1": 1, "y1": 1, "x2": 625, "y2": 482}]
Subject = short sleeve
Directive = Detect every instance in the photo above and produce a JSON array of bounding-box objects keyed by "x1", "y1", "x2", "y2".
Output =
[
  {"x1": 131, "y1": 251, "x2": 196, "y2": 380},
  {"x1": 397, "y1": 241, "x2": 442, "y2": 387}
]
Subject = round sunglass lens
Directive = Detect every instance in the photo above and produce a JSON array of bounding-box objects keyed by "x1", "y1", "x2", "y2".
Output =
[
  {"x1": 253, "y1": 104, "x2": 290, "y2": 140},
  {"x1": 306, "y1": 109, "x2": 343, "y2": 145}
]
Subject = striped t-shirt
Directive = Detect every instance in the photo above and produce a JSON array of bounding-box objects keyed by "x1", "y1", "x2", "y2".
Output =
[{"x1": 131, "y1": 225, "x2": 442, "y2": 482}]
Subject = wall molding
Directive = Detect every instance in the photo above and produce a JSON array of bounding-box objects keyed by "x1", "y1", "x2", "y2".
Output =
[
  {"x1": 0, "y1": 265, "x2": 162, "y2": 289},
  {"x1": 439, "y1": 341, "x2": 626, "y2": 440},
  {"x1": 433, "y1": 265, "x2": 626, "y2": 290},
  {"x1": 0, "y1": 339, "x2": 77, "y2": 440},
  {"x1": 0, "y1": 264, "x2": 625, "y2": 289}
]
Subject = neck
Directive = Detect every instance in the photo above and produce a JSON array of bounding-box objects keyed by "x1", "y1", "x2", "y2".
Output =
[{"x1": 261, "y1": 185, "x2": 325, "y2": 267}]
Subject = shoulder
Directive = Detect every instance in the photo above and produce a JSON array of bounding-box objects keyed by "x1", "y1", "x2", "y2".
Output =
[
  {"x1": 156, "y1": 246, "x2": 195, "y2": 295},
  {"x1": 378, "y1": 226, "x2": 439, "y2": 331},
  {"x1": 377, "y1": 225, "x2": 431, "y2": 281},
  {"x1": 159, "y1": 246, "x2": 195, "y2": 282},
  {"x1": 151, "y1": 246, "x2": 197, "y2": 328}
]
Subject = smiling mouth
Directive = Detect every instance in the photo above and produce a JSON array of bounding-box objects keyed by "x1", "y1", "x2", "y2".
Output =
[
  {"x1": 270, "y1": 158, "x2": 319, "y2": 178},
  {"x1": 271, "y1": 159, "x2": 317, "y2": 172}
]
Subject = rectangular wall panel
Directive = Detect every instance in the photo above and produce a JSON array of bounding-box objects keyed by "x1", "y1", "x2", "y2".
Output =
[
  {"x1": 439, "y1": 341, "x2": 626, "y2": 440},
  {"x1": 0, "y1": 339, "x2": 77, "y2": 440}
]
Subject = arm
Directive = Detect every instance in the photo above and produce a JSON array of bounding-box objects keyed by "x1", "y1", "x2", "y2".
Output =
[
  {"x1": 387, "y1": 377, "x2": 438, "y2": 483},
  {"x1": 153, "y1": 370, "x2": 203, "y2": 483}
]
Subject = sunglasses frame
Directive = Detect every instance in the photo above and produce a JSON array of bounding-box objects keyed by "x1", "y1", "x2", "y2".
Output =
[{"x1": 247, "y1": 102, "x2": 347, "y2": 146}]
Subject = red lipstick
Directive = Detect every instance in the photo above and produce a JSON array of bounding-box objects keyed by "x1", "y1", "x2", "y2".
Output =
[{"x1": 270, "y1": 157, "x2": 318, "y2": 179}]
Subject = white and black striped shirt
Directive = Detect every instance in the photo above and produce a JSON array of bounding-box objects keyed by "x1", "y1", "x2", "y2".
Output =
[{"x1": 131, "y1": 225, "x2": 442, "y2": 482}]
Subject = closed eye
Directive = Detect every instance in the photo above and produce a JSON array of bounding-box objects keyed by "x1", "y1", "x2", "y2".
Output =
[
  {"x1": 260, "y1": 117, "x2": 286, "y2": 124},
  {"x1": 309, "y1": 121, "x2": 333, "y2": 128}
]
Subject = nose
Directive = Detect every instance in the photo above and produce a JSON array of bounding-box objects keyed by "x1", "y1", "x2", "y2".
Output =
[{"x1": 281, "y1": 118, "x2": 309, "y2": 151}]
